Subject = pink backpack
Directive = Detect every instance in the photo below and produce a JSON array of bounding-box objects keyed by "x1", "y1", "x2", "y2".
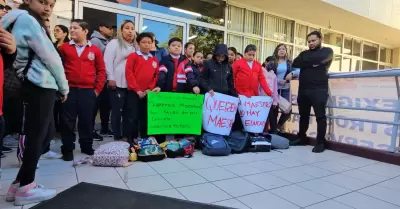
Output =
[{"x1": 92, "y1": 142, "x2": 131, "y2": 167}]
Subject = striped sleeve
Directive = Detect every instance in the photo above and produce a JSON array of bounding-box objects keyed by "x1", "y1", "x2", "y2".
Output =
[{"x1": 159, "y1": 65, "x2": 168, "y2": 72}]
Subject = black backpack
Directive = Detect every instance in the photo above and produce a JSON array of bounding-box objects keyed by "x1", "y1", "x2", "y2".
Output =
[{"x1": 3, "y1": 22, "x2": 34, "y2": 100}]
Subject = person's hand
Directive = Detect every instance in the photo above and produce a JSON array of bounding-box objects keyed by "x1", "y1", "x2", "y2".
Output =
[
  {"x1": 94, "y1": 91, "x2": 99, "y2": 97},
  {"x1": 193, "y1": 86, "x2": 200, "y2": 94},
  {"x1": 285, "y1": 73, "x2": 293, "y2": 81},
  {"x1": 145, "y1": 89, "x2": 151, "y2": 94},
  {"x1": 60, "y1": 95, "x2": 68, "y2": 103},
  {"x1": 108, "y1": 80, "x2": 116, "y2": 89},
  {"x1": 152, "y1": 87, "x2": 161, "y2": 93},
  {"x1": 208, "y1": 90, "x2": 214, "y2": 97},
  {"x1": 313, "y1": 64, "x2": 319, "y2": 67},
  {"x1": 279, "y1": 80, "x2": 286, "y2": 85},
  {"x1": 0, "y1": 29, "x2": 16, "y2": 54},
  {"x1": 137, "y1": 91, "x2": 146, "y2": 98}
]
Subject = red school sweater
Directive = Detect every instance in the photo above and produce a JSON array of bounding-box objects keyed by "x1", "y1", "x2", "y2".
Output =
[
  {"x1": 125, "y1": 51, "x2": 159, "y2": 92},
  {"x1": 58, "y1": 41, "x2": 106, "y2": 94},
  {"x1": 232, "y1": 59, "x2": 272, "y2": 97}
]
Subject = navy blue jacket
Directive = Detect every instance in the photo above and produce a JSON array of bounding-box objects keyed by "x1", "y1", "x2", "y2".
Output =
[{"x1": 156, "y1": 54, "x2": 187, "y2": 92}]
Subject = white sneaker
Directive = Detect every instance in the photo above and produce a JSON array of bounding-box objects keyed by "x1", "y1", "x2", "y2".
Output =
[
  {"x1": 40, "y1": 151, "x2": 62, "y2": 160},
  {"x1": 14, "y1": 183, "x2": 56, "y2": 206},
  {"x1": 5, "y1": 182, "x2": 19, "y2": 202}
]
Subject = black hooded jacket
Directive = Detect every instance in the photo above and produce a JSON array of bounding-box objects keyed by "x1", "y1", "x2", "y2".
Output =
[{"x1": 200, "y1": 44, "x2": 236, "y2": 96}]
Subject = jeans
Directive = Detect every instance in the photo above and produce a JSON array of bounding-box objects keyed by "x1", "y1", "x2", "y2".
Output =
[
  {"x1": 277, "y1": 88, "x2": 292, "y2": 126},
  {"x1": 109, "y1": 88, "x2": 127, "y2": 140},
  {"x1": 297, "y1": 89, "x2": 328, "y2": 143}
]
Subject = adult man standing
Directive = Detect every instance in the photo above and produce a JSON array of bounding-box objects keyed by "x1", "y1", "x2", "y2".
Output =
[
  {"x1": 90, "y1": 23, "x2": 114, "y2": 140},
  {"x1": 292, "y1": 31, "x2": 333, "y2": 153}
]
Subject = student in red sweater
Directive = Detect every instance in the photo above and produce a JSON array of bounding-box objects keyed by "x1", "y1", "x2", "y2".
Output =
[
  {"x1": 58, "y1": 19, "x2": 106, "y2": 161},
  {"x1": 125, "y1": 32, "x2": 159, "y2": 141},
  {"x1": 233, "y1": 44, "x2": 272, "y2": 98}
]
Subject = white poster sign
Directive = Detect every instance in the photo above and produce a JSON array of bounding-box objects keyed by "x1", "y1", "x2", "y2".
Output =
[
  {"x1": 202, "y1": 92, "x2": 239, "y2": 136},
  {"x1": 238, "y1": 95, "x2": 273, "y2": 133}
]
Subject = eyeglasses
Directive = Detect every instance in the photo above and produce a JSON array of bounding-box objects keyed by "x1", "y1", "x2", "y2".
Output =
[{"x1": 0, "y1": 5, "x2": 12, "y2": 11}]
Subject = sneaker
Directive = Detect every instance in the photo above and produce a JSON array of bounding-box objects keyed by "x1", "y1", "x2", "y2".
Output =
[
  {"x1": 2, "y1": 146, "x2": 13, "y2": 153},
  {"x1": 100, "y1": 129, "x2": 113, "y2": 137},
  {"x1": 312, "y1": 143, "x2": 326, "y2": 153},
  {"x1": 62, "y1": 151, "x2": 73, "y2": 161},
  {"x1": 3, "y1": 135, "x2": 18, "y2": 148},
  {"x1": 92, "y1": 131, "x2": 103, "y2": 141},
  {"x1": 40, "y1": 151, "x2": 62, "y2": 160},
  {"x1": 6, "y1": 182, "x2": 19, "y2": 202},
  {"x1": 14, "y1": 183, "x2": 56, "y2": 206}
]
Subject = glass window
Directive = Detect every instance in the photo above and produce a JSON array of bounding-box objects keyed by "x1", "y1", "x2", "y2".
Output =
[
  {"x1": 308, "y1": 26, "x2": 319, "y2": 33},
  {"x1": 353, "y1": 39, "x2": 361, "y2": 57},
  {"x1": 330, "y1": 55, "x2": 342, "y2": 72},
  {"x1": 341, "y1": 56, "x2": 352, "y2": 72},
  {"x1": 227, "y1": 5, "x2": 245, "y2": 32},
  {"x1": 244, "y1": 37, "x2": 261, "y2": 60},
  {"x1": 379, "y1": 65, "x2": 391, "y2": 69},
  {"x1": 244, "y1": 10, "x2": 262, "y2": 36},
  {"x1": 322, "y1": 30, "x2": 342, "y2": 54},
  {"x1": 380, "y1": 47, "x2": 393, "y2": 63},
  {"x1": 362, "y1": 60, "x2": 378, "y2": 71},
  {"x1": 106, "y1": 0, "x2": 138, "y2": 7},
  {"x1": 228, "y1": 34, "x2": 243, "y2": 54},
  {"x1": 363, "y1": 41, "x2": 378, "y2": 61},
  {"x1": 189, "y1": 25, "x2": 224, "y2": 55},
  {"x1": 141, "y1": 0, "x2": 225, "y2": 26},
  {"x1": 263, "y1": 41, "x2": 278, "y2": 59},
  {"x1": 264, "y1": 15, "x2": 294, "y2": 43},
  {"x1": 295, "y1": 23, "x2": 307, "y2": 46},
  {"x1": 343, "y1": 36, "x2": 352, "y2": 55},
  {"x1": 294, "y1": 47, "x2": 306, "y2": 58},
  {"x1": 142, "y1": 19, "x2": 183, "y2": 48}
]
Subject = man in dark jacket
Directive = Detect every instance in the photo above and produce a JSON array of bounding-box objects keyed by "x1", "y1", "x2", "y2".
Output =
[
  {"x1": 200, "y1": 44, "x2": 236, "y2": 97},
  {"x1": 292, "y1": 31, "x2": 333, "y2": 153}
]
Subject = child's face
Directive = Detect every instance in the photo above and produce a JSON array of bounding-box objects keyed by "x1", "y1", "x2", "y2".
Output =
[
  {"x1": 139, "y1": 37, "x2": 153, "y2": 54},
  {"x1": 245, "y1": 51, "x2": 256, "y2": 62},
  {"x1": 169, "y1": 41, "x2": 182, "y2": 56},
  {"x1": 236, "y1": 54, "x2": 242, "y2": 60},
  {"x1": 228, "y1": 50, "x2": 236, "y2": 63},
  {"x1": 70, "y1": 22, "x2": 87, "y2": 42},
  {"x1": 185, "y1": 44, "x2": 195, "y2": 58},
  {"x1": 193, "y1": 52, "x2": 203, "y2": 65}
]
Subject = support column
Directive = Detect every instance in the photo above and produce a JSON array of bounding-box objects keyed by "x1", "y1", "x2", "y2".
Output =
[{"x1": 392, "y1": 48, "x2": 400, "y2": 68}]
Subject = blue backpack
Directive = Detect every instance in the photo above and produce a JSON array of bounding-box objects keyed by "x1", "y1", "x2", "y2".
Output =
[
  {"x1": 226, "y1": 131, "x2": 249, "y2": 153},
  {"x1": 201, "y1": 133, "x2": 231, "y2": 156}
]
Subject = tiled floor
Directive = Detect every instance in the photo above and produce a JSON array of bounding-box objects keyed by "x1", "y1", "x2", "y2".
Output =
[{"x1": 1, "y1": 138, "x2": 400, "y2": 209}]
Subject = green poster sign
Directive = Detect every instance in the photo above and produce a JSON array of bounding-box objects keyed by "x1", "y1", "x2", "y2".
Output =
[{"x1": 147, "y1": 92, "x2": 204, "y2": 135}]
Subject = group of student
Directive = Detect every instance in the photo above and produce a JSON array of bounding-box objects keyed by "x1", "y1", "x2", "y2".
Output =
[{"x1": 0, "y1": 0, "x2": 334, "y2": 206}]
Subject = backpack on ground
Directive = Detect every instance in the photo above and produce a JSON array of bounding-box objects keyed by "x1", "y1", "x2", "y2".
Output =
[
  {"x1": 248, "y1": 136, "x2": 271, "y2": 152},
  {"x1": 201, "y1": 133, "x2": 231, "y2": 156},
  {"x1": 226, "y1": 131, "x2": 249, "y2": 153},
  {"x1": 134, "y1": 137, "x2": 166, "y2": 162},
  {"x1": 269, "y1": 134, "x2": 290, "y2": 149},
  {"x1": 92, "y1": 141, "x2": 131, "y2": 167},
  {"x1": 160, "y1": 137, "x2": 194, "y2": 158}
]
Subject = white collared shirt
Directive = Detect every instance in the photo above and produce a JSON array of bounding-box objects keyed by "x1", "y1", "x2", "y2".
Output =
[
  {"x1": 136, "y1": 50, "x2": 153, "y2": 60},
  {"x1": 69, "y1": 40, "x2": 92, "y2": 57}
]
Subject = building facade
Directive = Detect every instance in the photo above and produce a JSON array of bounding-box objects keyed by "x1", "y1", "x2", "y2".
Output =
[{"x1": 49, "y1": 0, "x2": 400, "y2": 72}]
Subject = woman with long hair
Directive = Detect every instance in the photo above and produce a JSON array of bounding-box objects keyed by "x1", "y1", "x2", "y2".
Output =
[
  {"x1": 53, "y1": 24, "x2": 70, "y2": 48},
  {"x1": 2, "y1": 0, "x2": 69, "y2": 205},
  {"x1": 267, "y1": 44, "x2": 299, "y2": 132},
  {"x1": 104, "y1": 20, "x2": 136, "y2": 141}
]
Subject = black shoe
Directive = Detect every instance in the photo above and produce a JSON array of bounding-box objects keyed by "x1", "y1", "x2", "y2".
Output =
[
  {"x1": 93, "y1": 131, "x2": 103, "y2": 141},
  {"x1": 2, "y1": 146, "x2": 13, "y2": 153},
  {"x1": 100, "y1": 129, "x2": 113, "y2": 137},
  {"x1": 312, "y1": 143, "x2": 326, "y2": 153},
  {"x1": 289, "y1": 138, "x2": 307, "y2": 146},
  {"x1": 1, "y1": 153, "x2": 5, "y2": 158},
  {"x1": 81, "y1": 148, "x2": 94, "y2": 156},
  {"x1": 62, "y1": 151, "x2": 74, "y2": 161}
]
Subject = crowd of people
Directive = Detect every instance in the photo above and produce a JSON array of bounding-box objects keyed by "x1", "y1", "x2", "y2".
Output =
[{"x1": 0, "y1": 0, "x2": 333, "y2": 206}]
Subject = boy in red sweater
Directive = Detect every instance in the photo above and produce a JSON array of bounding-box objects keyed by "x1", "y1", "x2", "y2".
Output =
[
  {"x1": 233, "y1": 44, "x2": 272, "y2": 97},
  {"x1": 58, "y1": 19, "x2": 106, "y2": 161},
  {"x1": 125, "y1": 32, "x2": 159, "y2": 141}
]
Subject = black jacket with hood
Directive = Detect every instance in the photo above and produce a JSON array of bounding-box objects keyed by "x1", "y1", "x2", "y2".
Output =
[{"x1": 200, "y1": 44, "x2": 236, "y2": 96}]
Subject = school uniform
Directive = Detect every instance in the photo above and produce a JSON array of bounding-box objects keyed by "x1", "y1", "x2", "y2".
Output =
[
  {"x1": 58, "y1": 40, "x2": 106, "y2": 154},
  {"x1": 232, "y1": 59, "x2": 272, "y2": 97},
  {"x1": 125, "y1": 51, "x2": 158, "y2": 140},
  {"x1": 156, "y1": 54, "x2": 188, "y2": 92},
  {"x1": 181, "y1": 62, "x2": 203, "y2": 93}
]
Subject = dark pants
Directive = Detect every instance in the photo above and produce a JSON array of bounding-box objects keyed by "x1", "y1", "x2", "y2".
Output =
[
  {"x1": 93, "y1": 83, "x2": 111, "y2": 132},
  {"x1": 124, "y1": 91, "x2": 148, "y2": 141},
  {"x1": 61, "y1": 88, "x2": 96, "y2": 152},
  {"x1": 3, "y1": 95, "x2": 23, "y2": 136},
  {"x1": 0, "y1": 116, "x2": 5, "y2": 160},
  {"x1": 109, "y1": 88, "x2": 127, "y2": 140},
  {"x1": 277, "y1": 88, "x2": 292, "y2": 126},
  {"x1": 16, "y1": 81, "x2": 56, "y2": 186},
  {"x1": 53, "y1": 100, "x2": 61, "y2": 132},
  {"x1": 297, "y1": 89, "x2": 328, "y2": 143},
  {"x1": 268, "y1": 107, "x2": 278, "y2": 134}
]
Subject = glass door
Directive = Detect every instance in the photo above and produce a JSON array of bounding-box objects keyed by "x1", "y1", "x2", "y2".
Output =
[
  {"x1": 77, "y1": 1, "x2": 139, "y2": 37},
  {"x1": 139, "y1": 15, "x2": 187, "y2": 49}
]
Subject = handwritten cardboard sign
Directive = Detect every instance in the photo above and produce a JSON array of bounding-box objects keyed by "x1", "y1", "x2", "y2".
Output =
[
  {"x1": 238, "y1": 95, "x2": 273, "y2": 133},
  {"x1": 147, "y1": 92, "x2": 204, "y2": 135},
  {"x1": 202, "y1": 93, "x2": 239, "y2": 136}
]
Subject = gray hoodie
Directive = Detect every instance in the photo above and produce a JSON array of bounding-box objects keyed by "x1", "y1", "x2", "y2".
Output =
[{"x1": 90, "y1": 30, "x2": 110, "y2": 54}]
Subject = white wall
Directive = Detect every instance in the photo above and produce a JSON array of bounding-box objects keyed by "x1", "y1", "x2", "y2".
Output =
[{"x1": 323, "y1": 0, "x2": 400, "y2": 30}]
